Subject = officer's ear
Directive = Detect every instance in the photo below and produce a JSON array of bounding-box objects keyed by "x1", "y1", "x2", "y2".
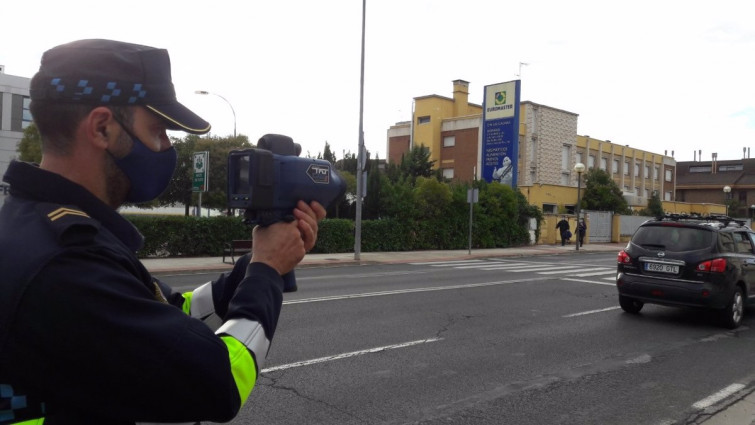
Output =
[{"x1": 85, "y1": 107, "x2": 118, "y2": 149}]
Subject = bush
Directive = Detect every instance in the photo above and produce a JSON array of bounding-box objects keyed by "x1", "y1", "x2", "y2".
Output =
[{"x1": 126, "y1": 179, "x2": 543, "y2": 257}]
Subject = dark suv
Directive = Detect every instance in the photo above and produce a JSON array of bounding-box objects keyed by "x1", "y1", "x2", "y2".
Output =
[{"x1": 616, "y1": 214, "x2": 755, "y2": 328}]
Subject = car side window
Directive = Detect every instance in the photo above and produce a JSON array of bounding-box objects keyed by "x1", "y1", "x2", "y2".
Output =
[
  {"x1": 746, "y1": 233, "x2": 755, "y2": 254},
  {"x1": 719, "y1": 232, "x2": 736, "y2": 253},
  {"x1": 732, "y1": 232, "x2": 753, "y2": 253}
]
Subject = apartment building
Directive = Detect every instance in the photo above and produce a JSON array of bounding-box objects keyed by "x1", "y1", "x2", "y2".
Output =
[
  {"x1": 386, "y1": 80, "x2": 676, "y2": 213},
  {"x1": 0, "y1": 68, "x2": 31, "y2": 205},
  {"x1": 676, "y1": 157, "x2": 755, "y2": 218}
]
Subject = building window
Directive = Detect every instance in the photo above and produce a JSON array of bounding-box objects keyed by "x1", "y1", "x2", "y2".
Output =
[
  {"x1": 720, "y1": 164, "x2": 744, "y2": 172},
  {"x1": 645, "y1": 189, "x2": 650, "y2": 198},
  {"x1": 624, "y1": 161, "x2": 630, "y2": 176},
  {"x1": 664, "y1": 191, "x2": 672, "y2": 201},
  {"x1": 542, "y1": 203, "x2": 557, "y2": 214},
  {"x1": 634, "y1": 163, "x2": 640, "y2": 177},
  {"x1": 654, "y1": 166, "x2": 659, "y2": 179},
  {"x1": 665, "y1": 169, "x2": 672, "y2": 182},
  {"x1": 690, "y1": 165, "x2": 712, "y2": 173},
  {"x1": 588, "y1": 155, "x2": 595, "y2": 169},
  {"x1": 576, "y1": 152, "x2": 583, "y2": 165},
  {"x1": 635, "y1": 186, "x2": 640, "y2": 195},
  {"x1": 645, "y1": 165, "x2": 650, "y2": 178},
  {"x1": 22, "y1": 97, "x2": 32, "y2": 129},
  {"x1": 10, "y1": 94, "x2": 32, "y2": 132},
  {"x1": 562, "y1": 145, "x2": 571, "y2": 171},
  {"x1": 443, "y1": 136, "x2": 455, "y2": 147},
  {"x1": 442, "y1": 168, "x2": 454, "y2": 179},
  {"x1": 418, "y1": 116, "x2": 430, "y2": 125},
  {"x1": 600, "y1": 157, "x2": 607, "y2": 171},
  {"x1": 613, "y1": 159, "x2": 619, "y2": 174},
  {"x1": 561, "y1": 173, "x2": 570, "y2": 186}
]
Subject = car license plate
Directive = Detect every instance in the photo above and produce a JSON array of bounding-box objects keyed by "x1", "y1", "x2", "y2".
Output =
[{"x1": 644, "y1": 262, "x2": 679, "y2": 274}]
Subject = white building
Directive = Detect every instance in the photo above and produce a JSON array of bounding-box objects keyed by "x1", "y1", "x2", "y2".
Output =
[{"x1": 0, "y1": 66, "x2": 31, "y2": 205}]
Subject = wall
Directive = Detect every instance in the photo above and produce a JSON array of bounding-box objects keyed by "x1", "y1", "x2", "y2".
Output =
[{"x1": 0, "y1": 72, "x2": 30, "y2": 179}]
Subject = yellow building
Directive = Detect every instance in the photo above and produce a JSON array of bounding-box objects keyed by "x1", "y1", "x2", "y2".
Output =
[{"x1": 387, "y1": 80, "x2": 679, "y2": 214}]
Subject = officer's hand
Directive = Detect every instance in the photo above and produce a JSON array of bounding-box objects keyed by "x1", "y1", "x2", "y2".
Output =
[
  {"x1": 251, "y1": 221, "x2": 306, "y2": 275},
  {"x1": 293, "y1": 200, "x2": 327, "y2": 252}
]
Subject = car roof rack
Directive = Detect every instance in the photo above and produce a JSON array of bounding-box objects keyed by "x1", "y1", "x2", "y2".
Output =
[{"x1": 654, "y1": 213, "x2": 747, "y2": 228}]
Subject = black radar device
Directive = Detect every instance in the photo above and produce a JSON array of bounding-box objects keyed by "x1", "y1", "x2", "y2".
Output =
[{"x1": 228, "y1": 134, "x2": 346, "y2": 227}]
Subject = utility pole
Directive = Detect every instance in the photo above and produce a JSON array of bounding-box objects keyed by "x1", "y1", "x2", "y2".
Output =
[{"x1": 354, "y1": 0, "x2": 366, "y2": 260}]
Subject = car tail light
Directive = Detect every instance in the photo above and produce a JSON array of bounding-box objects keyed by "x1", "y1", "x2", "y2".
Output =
[
  {"x1": 697, "y1": 258, "x2": 727, "y2": 273},
  {"x1": 617, "y1": 250, "x2": 632, "y2": 264}
]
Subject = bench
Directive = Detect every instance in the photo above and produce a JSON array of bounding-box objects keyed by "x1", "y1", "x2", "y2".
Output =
[{"x1": 223, "y1": 239, "x2": 252, "y2": 264}]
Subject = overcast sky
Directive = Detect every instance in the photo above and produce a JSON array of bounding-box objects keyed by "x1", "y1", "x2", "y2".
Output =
[{"x1": 4, "y1": 0, "x2": 754, "y2": 163}]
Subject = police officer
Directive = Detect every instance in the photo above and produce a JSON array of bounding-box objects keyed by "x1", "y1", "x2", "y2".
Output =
[{"x1": 0, "y1": 39, "x2": 325, "y2": 424}]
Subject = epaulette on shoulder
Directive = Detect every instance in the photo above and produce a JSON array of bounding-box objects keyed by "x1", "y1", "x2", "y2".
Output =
[{"x1": 37, "y1": 204, "x2": 101, "y2": 245}]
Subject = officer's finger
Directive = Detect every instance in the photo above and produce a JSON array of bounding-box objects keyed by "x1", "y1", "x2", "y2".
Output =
[
  {"x1": 293, "y1": 202, "x2": 319, "y2": 233},
  {"x1": 298, "y1": 219, "x2": 317, "y2": 252}
]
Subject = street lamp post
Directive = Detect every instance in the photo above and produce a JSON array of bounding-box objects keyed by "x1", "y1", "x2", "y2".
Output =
[
  {"x1": 194, "y1": 90, "x2": 237, "y2": 138},
  {"x1": 574, "y1": 162, "x2": 586, "y2": 251},
  {"x1": 723, "y1": 185, "x2": 731, "y2": 216}
]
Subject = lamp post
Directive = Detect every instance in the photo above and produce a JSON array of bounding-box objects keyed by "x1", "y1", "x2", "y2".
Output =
[
  {"x1": 574, "y1": 162, "x2": 586, "y2": 251},
  {"x1": 194, "y1": 90, "x2": 236, "y2": 138},
  {"x1": 723, "y1": 185, "x2": 731, "y2": 216}
]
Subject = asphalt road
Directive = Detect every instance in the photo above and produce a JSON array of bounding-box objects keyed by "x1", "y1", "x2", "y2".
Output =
[{"x1": 160, "y1": 253, "x2": 755, "y2": 424}]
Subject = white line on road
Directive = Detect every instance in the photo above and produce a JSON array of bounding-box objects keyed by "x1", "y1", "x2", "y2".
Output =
[
  {"x1": 262, "y1": 338, "x2": 444, "y2": 373},
  {"x1": 296, "y1": 270, "x2": 428, "y2": 281},
  {"x1": 692, "y1": 383, "x2": 746, "y2": 409},
  {"x1": 283, "y1": 277, "x2": 544, "y2": 305},
  {"x1": 410, "y1": 259, "x2": 485, "y2": 266},
  {"x1": 508, "y1": 266, "x2": 568, "y2": 272},
  {"x1": 562, "y1": 277, "x2": 616, "y2": 287},
  {"x1": 563, "y1": 306, "x2": 621, "y2": 318},
  {"x1": 535, "y1": 266, "x2": 586, "y2": 274},
  {"x1": 572, "y1": 270, "x2": 615, "y2": 277}
]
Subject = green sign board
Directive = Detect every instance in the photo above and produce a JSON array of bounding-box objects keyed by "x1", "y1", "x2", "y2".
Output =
[{"x1": 192, "y1": 151, "x2": 209, "y2": 192}]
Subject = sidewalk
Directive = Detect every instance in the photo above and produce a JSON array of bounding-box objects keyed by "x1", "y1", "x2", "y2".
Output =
[{"x1": 142, "y1": 242, "x2": 626, "y2": 274}]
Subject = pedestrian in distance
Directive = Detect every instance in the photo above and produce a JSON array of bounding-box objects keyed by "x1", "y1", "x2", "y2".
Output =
[
  {"x1": 577, "y1": 218, "x2": 587, "y2": 247},
  {"x1": 0, "y1": 39, "x2": 326, "y2": 424},
  {"x1": 556, "y1": 216, "x2": 570, "y2": 246}
]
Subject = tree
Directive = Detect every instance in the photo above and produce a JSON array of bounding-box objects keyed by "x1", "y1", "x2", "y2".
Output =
[
  {"x1": 17, "y1": 123, "x2": 42, "y2": 163},
  {"x1": 163, "y1": 134, "x2": 252, "y2": 214},
  {"x1": 322, "y1": 141, "x2": 337, "y2": 166},
  {"x1": 581, "y1": 169, "x2": 631, "y2": 214},
  {"x1": 363, "y1": 154, "x2": 383, "y2": 219},
  {"x1": 400, "y1": 145, "x2": 436, "y2": 181},
  {"x1": 638, "y1": 191, "x2": 664, "y2": 217}
]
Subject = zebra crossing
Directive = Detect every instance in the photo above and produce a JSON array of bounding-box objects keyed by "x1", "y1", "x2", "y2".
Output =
[{"x1": 409, "y1": 259, "x2": 617, "y2": 283}]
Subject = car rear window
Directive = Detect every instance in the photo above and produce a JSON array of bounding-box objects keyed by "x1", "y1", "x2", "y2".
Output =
[{"x1": 632, "y1": 225, "x2": 714, "y2": 251}]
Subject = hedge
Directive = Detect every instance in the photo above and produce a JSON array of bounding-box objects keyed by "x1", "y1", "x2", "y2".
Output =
[{"x1": 125, "y1": 214, "x2": 535, "y2": 258}]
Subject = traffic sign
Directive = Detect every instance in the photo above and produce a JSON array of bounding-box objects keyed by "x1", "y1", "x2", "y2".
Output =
[{"x1": 192, "y1": 151, "x2": 209, "y2": 192}]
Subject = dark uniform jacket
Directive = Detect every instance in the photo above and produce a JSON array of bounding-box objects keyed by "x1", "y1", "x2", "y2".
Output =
[{"x1": 0, "y1": 161, "x2": 282, "y2": 424}]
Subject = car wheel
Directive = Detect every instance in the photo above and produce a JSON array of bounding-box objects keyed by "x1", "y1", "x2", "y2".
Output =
[
  {"x1": 718, "y1": 286, "x2": 744, "y2": 329},
  {"x1": 619, "y1": 295, "x2": 644, "y2": 314}
]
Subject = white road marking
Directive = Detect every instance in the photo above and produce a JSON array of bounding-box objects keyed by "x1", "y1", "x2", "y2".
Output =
[
  {"x1": 692, "y1": 383, "x2": 746, "y2": 409},
  {"x1": 509, "y1": 266, "x2": 566, "y2": 272},
  {"x1": 563, "y1": 306, "x2": 621, "y2": 317},
  {"x1": 297, "y1": 270, "x2": 428, "y2": 281},
  {"x1": 537, "y1": 266, "x2": 586, "y2": 274},
  {"x1": 283, "y1": 277, "x2": 544, "y2": 305},
  {"x1": 410, "y1": 259, "x2": 485, "y2": 266},
  {"x1": 571, "y1": 269, "x2": 615, "y2": 277},
  {"x1": 262, "y1": 338, "x2": 443, "y2": 373},
  {"x1": 562, "y1": 277, "x2": 617, "y2": 287}
]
